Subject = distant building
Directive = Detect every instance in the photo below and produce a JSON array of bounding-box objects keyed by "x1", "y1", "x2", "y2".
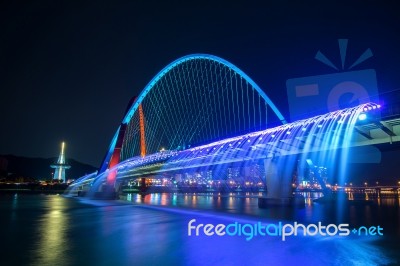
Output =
[{"x1": 50, "y1": 142, "x2": 71, "y2": 182}]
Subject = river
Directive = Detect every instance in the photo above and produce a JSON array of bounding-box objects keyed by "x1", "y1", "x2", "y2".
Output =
[{"x1": 1, "y1": 193, "x2": 399, "y2": 265}]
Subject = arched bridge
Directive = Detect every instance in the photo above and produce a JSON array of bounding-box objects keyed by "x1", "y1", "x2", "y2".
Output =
[
  {"x1": 99, "y1": 54, "x2": 288, "y2": 179},
  {"x1": 67, "y1": 54, "x2": 400, "y2": 200}
]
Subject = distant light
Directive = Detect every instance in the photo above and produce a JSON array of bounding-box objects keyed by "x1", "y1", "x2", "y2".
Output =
[
  {"x1": 286, "y1": 131, "x2": 291, "y2": 135},
  {"x1": 271, "y1": 135, "x2": 275, "y2": 138},
  {"x1": 377, "y1": 104, "x2": 381, "y2": 108},
  {"x1": 247, "y1": 139, "x2": 251, "y2": 143},
  {"x1": 368, "y1": 107, "x2": 372, "y2": 110},
  {"x1": 372, "y1": 106, "x2": 376, "y2": 109},
  {"x1": 358, "y1": 113, "x2": 367, "y2": 121},
  {"x1": 338, "y1": 120, "x2": 344, "y2": 124},
  {"x1": 317, "y1": 124, "x2": 322, "y2": 128},
  {"x1": 302, "y1": 127, "x2": 307, "y2": 131}
]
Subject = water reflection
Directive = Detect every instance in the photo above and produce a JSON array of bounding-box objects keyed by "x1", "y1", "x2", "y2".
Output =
[
  {"x1": 123, "y1": 192, "x2": 400, "y2": 233},
  {"x1": 31, "y1": 196, "x2": 70, "y2": 266},
  {"x1": 11, "y1": 193, "x2": 18, "y2": 222},
  {"x1": 1, "y1": 193, "x2": 399, "y2": 265}
]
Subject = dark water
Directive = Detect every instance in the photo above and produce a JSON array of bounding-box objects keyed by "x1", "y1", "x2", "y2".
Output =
[{"x1": 1, "y1": 193, "x2": 399, "y2": 266}]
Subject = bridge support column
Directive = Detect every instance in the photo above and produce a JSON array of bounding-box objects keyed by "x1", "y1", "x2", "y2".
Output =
[
  {"x1": 264, "y1": 158, "x2": 293, "y2": 199},
  {"x1": 259, "y1": 155, "x2": 304, "y2": 208},
  {"x1": 140, "y1": 177, "x2": 147, "y2": 193}
]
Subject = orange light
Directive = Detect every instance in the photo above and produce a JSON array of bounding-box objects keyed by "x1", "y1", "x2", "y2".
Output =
[{"x1": 138, "y1": 104, "x2": 146, "y2": 157}]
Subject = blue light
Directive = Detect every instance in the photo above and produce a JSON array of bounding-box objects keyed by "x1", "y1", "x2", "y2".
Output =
[
  {"x1": 358, "y1": 113, "x2": 367, "y2": 121},
  {"x1": 121, "y1": 54, "x2": 287, "y2": 124}
]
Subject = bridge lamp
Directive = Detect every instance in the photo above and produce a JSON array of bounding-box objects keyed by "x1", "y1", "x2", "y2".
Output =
[{"x1": 358, "y1": 113, "x2": 367, "y2": 121}]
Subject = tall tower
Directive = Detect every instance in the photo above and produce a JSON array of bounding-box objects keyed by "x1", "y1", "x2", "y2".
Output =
[{"x1": 50, "y1": 142, "x2": 71, "y2": 182}]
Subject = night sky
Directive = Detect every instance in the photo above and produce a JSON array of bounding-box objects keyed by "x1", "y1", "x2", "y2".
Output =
[{"x1": 1, "y1": 0, "x2": 400, "y2": 168}]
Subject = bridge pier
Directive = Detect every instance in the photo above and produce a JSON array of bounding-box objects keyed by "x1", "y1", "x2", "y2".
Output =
[
  {"x1": 93, "y1": 183, "x2": 117, "y2": 199},
  {"x1": 259, "y1": 156, "x2": 304, "y2": 208},
  {"x1": 140, "y1": 177, "x2": 147, "y2": 193}
]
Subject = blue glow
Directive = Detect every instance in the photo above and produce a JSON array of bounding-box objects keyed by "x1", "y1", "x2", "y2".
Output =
[
  {"x1": 121, "y1": 54, "x2": 288, "y2": 125},
  {"x1": 74, "y1": 102, "x2": 381, "y2": 199},
  {"x1": 358, "y1": 113, "x2": 367, "y2": 121},
  {"x1": 101, "y1": 54, "x2": 291, "y2": 171}
]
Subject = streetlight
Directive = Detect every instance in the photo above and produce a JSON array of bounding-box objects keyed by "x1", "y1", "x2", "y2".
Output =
[{"x1": 364, "y1": 182, "x2": 368, "y2": 187}]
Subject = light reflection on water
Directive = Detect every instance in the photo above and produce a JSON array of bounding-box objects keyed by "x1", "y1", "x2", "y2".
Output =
[
  {"x1": 122, "y1": 192, "x2": 400, "y2": 227},
  {"x1": 1, "y1": 193, "x2": 399, "y2": 265},
  {"x1": 31, "y1": 196, "x2": 71, "y2": 266}
]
